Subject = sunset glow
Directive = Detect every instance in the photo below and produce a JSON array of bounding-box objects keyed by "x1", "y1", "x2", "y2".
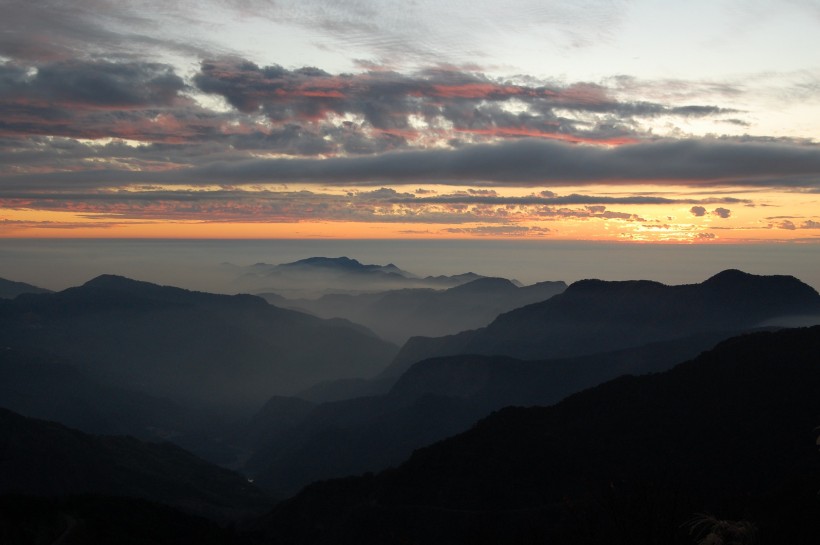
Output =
[{"x1": 1, "y1": 0, "x2": 819, "y2": 244}]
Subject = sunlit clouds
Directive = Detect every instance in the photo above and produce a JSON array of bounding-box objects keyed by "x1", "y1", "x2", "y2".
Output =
[{"x1": 1, "y1": 0, "x2": 819, "y2": 241}]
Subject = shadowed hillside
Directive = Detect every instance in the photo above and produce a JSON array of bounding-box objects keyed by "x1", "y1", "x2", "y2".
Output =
[
  {"x1": 0, "y1": 275, "x2": 397, "y2": 413},
  {"x1": 244, "y1": 331, "x2": 734, "y2": 497},
  {"x1": 256, "y1": 326, "x2": 820, "y2": 545},
  {"x1": 393, "y1": 269, "x2": 820, "y2": 368},
  {"x1": 268, "y1": 277, "x2": 566, "y2": 344},
  {"x1": 0, "y1": 495, "x2": 251, "y2": 545},
  {"x1": 0, "y1": 277, "x2": 51, "y2": 299},
  {"x1": 0, "y1": 408, "x2": 271, "y2": 520}
]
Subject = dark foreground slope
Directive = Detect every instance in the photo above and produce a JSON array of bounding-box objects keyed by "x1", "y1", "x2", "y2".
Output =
[
  {"x1": 0, "y1": 495, "x2": 251, "y2": 545},
  {"x1": 0, "y1": 408, "x2": 271, "y2": 520},
  {"x1": 257, "y1": 326, "x2": 820, "y2": 545},
  {"x1": 0, "y1": 275, "x2": 397, "y2": 412},
  {"x1": 393, "y1": 269, "x2": 820, "y2": 368}
]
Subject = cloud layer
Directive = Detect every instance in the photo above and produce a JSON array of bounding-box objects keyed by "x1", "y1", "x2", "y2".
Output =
[{"x1": 1, "y1": 1, "x2": 819, "y2": 240}]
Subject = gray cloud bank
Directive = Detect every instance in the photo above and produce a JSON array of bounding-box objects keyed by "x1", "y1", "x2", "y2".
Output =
[{"x1": 4, "y1": 138, "x2": 820, "y2": 190}]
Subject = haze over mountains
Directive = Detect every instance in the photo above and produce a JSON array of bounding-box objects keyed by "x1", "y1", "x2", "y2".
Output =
[
  {"x1": 229, "y1": 256, "x2": 491, "y2": 299},
  {"x1": 0, "y1": 277, "x2": 51, "y2": 299},
  {"x1": 1, "y1": 263, "x2": 819, "y2": 544},
  {"x1": 0, "y1": 274, "x2": 397, "y2": 412},
  {"x1": 394, "y1": 269, "x2": 820, "y2": 366},
  {"x1": 268, "y1": 276, "x2": 567, "y2": 344},
  {"x1": 259, "y1": 326, "x2": 820, "y2": 544}
]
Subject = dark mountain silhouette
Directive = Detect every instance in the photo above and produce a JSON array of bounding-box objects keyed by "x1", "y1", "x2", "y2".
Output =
[
  {"x1": 0, "y1": 277, "x2": 51, "y2": 299},
  {"x1": 256, "y1": 326, "x2": 820, "y2": 545},
  {"x1": 0, "y1": 495, "x2": 250, "y2": 545},
  {"x1": 270, "y1": 277, "x2": 567, "y2": 345},
  {"x1": 243, "y1": 331, "x2": 733, "y2": 497},
  {"x1": 0, "y1": 275, "x2": 397, "y2": 413},
  {"x1": 231, "y1": 256, "x2": 488, "y2": 297},
  {"x1": 0, "y1": 348, "x2": 202, "y2": 440},
  {"x1": 393, "y1": 269, "x2": 820, "y2": 368},
  {"x1": 0, "y1": 408, "x2": 271, "y2": 520}
]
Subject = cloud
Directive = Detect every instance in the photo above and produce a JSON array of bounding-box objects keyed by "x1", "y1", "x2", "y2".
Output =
[
  {"x1": 443, "y1": 225, "x2": 551, "y2": 237},
  {"x1": 0, "y1": 61, "x2": 186, "y2": 108},
  {"x1": 712, "y1": 207, "x2": 731, "y2": 218},
  {"x1": 0, "y1": 1, "x2": 210, "y2": 62},
  {"x1": 192, "y1": 59, "x2": 732, "y2": 144},
  {"x1": 690, "y1": 206, "x2": 707, "y2": 216},
  {"x1": 5, "y1": 137, "x2": 819, "y2": 191}
]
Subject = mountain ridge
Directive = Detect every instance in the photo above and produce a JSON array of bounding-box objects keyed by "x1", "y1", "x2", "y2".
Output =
[
  {"x1": 256, "y1": 325, "x2": 820, "y2": 544},
  {"x1": 393, "y1": 269, "x2": 820, "y2": 366}
]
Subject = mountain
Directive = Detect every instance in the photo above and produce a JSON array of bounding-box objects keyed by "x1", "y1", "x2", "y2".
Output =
[
  {"x1": 243, "y1": 331, "x2": 733, "y2": 497},
  {"x1": 393, "y1": 269, "x2": 820, "y2": 368},
  {"x1": 271, "y1": 278, "x2": 567, "y2": 345},
  {"x1": 0, "y1": 348, "x2": 201, "y2": 440},
  {"x1": 0, "y1": 277, "x2": 51, "y2": 299},
  {"x1": 0, "y1": 408, "x2": 271, "y2": 520},
  {"x1": 230, "y1": 256, "x2": 488, "y2": 297},
  {"x1": 255, "y1": 326, "x2": 820, "y2": 545},
  {"x1": 0, "y1": 275, "x2": 397, "y2": 413},
  {"x1": 0, "y1": 495, "x2": 249, "y2": 545}
]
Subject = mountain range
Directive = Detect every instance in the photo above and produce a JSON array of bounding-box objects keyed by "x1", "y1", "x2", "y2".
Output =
[
  {"x1": 239, "y1": 330, "x2": 744, "y2": 497},
  {"x1": 267, "y1": 277, "x2": 567, "y2": 344},
  {"x1": 0, "y1": 407, "x2": 271, "y2": 520},
  {"x1": 256, "y1": 326, "x2": 820, "y2": 544},
  {"x1": 3, "y1": 267, "x2": 820, "y2": 544},
  {"x1": 0, "y1": 277, "x2": 51, "y2": 299},
  {"x1": 394, "y1": 269, "x2": 820, "y2": 367},
  {"x1": 229, "y1": 256, "x2": 490, "y2": 298},
  {"x1": 0, "y1": 275, "x2": 397, "y2": 415}
]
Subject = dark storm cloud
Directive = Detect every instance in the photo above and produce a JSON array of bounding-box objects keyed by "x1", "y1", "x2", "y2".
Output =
[{"x1": 3, "y1": 138, "x2": 820, "y2": 191}]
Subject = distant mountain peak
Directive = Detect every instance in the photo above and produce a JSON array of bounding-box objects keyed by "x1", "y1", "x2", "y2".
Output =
[
  {"x1": 447, "y1": 277, "x2": 517, "y2": 293},
  {"x1": 566, "y1": 278, "x2": 665, "y2": 293},
  {"x1": 82, "y1": 274, "x2": 147, "y2": 289},
  {"x1": 282, "y1": 256, "x2": 363, "y2": 268},
  {"x1": 703, "y1": 268, "x2": 755, "y2": 284}
]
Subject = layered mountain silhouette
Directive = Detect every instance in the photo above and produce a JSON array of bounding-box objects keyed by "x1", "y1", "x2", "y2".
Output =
[
  {"x1": 0, "y1": 495, "x2": 247, "y2": 545},
  {"x1": 0, "y1": 348, "x2": 201, "y2": 440},
  {"x1": 0, "y1": 275, "x2": 397, "y2": 413},
  {"x1": 231, "y1": 256, "x2": 488, "y2": 297},
  {"x1": 257, "y1": 326, "x2": 820, "y2": 545},
  {"x1": 0, "y1": 277, "x2": 51, "y2": 299},
  {"x1": 0, "y1": 408, "x2": 271, "y2": 520},
  {"x1": 269, "y1": 277, "x2": 567, "y2": 344},
  {"x1": 242, "y1": 331, "x2": 736, "y2": 497},
  {"x1": 393, "y1": 269, "x2": 820, "y2": 368}
]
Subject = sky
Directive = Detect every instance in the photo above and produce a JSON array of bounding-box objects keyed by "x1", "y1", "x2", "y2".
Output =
[{"x1": 1, "y1": 0, "x2": 820, "y2": 243}]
